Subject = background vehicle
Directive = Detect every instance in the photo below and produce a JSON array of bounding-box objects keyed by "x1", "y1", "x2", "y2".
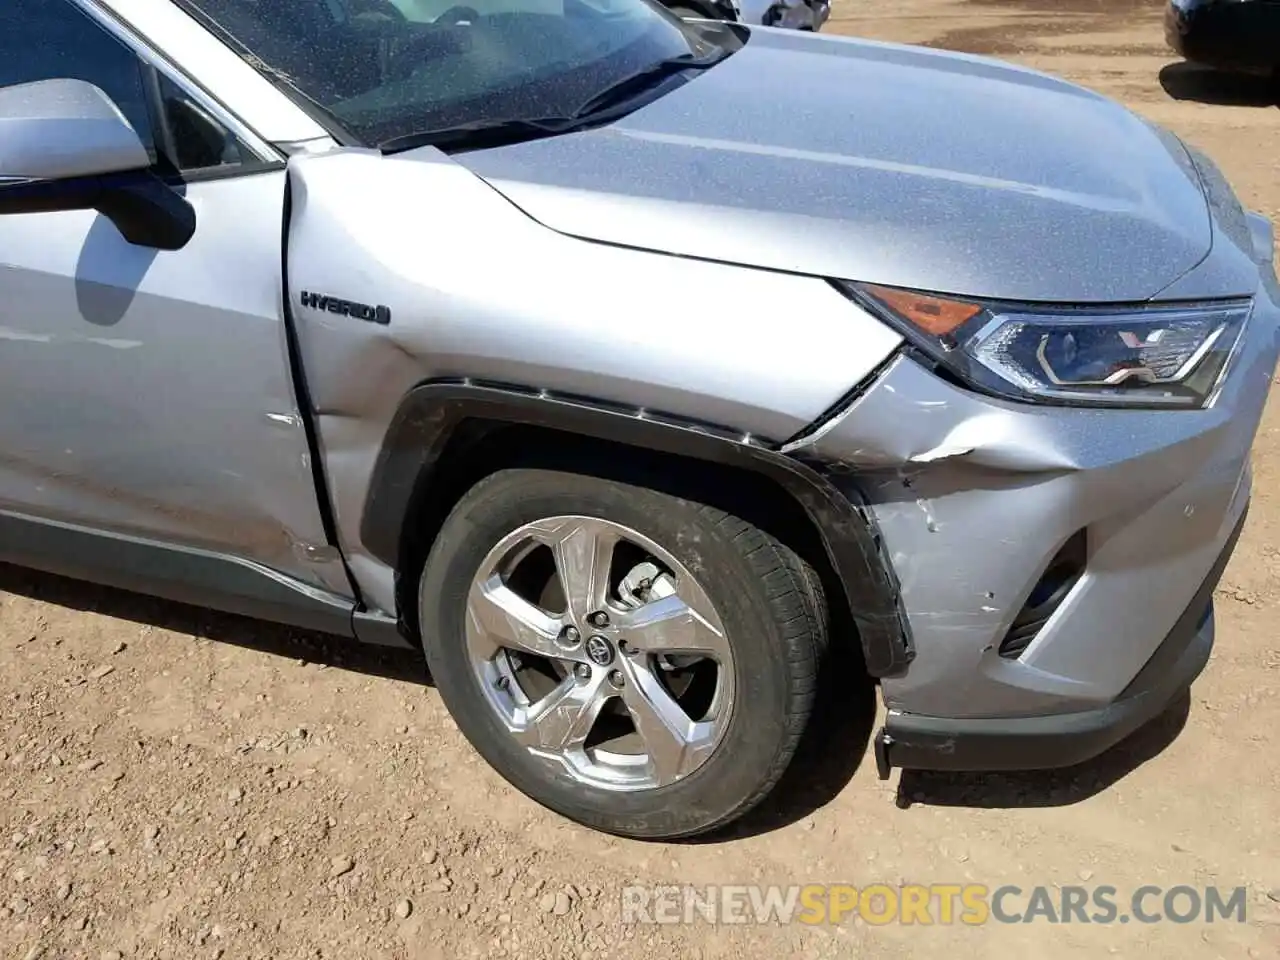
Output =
[
  {"x1": 0, "y1": 0, "x2": 1276, "y2": 843},
  {"x1": 662, "y1": 0, "x2": 831, "y2": 31},
  {"x1": 656, "y1": 0, "x2": 740, "y2": 23},
  {"x1": 1164, "y1": 0, "x2": 1280, "y2": 77}
]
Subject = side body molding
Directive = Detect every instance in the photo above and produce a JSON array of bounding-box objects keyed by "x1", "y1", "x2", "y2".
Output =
[{"x1": 360, "y1": 380, "x2": 914, "y2": 678}]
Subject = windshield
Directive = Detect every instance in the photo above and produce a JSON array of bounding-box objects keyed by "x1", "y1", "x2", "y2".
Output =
[{"x1": 180, "y1": 0, "x2": 738, "y2": 145}]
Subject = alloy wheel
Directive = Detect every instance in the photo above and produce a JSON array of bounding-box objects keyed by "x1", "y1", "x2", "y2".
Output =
[{"x1": 464, "y1": 515, "x2": 735, "y2": 791}]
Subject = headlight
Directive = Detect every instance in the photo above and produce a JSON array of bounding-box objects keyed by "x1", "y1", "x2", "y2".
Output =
[{"x1": 837, "y1": 281, "x2": 1252, "y2": 409}]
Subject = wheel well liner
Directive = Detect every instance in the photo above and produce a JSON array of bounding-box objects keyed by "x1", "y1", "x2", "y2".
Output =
[{"x1": 360, "y1": 380, "x2": 914, "y2": 678}]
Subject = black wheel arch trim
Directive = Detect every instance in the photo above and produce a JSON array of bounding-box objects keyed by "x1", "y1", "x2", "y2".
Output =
[{"x1": 360, "y1": 379, "x2": 914, "y2": 677}]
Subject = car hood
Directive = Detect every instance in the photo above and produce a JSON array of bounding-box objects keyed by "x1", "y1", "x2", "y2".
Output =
[{"x1": 449, "y1": 28, "x2": 1218, "y2": 303}]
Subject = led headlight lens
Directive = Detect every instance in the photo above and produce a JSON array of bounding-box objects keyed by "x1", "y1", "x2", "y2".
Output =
[{"x1": 841, "y1": 282, "x2": 1252, "y2": 408}]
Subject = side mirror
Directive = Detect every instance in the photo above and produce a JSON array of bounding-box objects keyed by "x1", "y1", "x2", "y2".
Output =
[
  {"x1": 0, "y1": 76, "x2": 152, "y2": 180},
  {"x1": 0, "y1": 78, "x2": 196, "y2": 251}
]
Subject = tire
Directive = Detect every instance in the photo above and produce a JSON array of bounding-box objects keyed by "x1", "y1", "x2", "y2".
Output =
[{"x1": 418, "y1": 467, "x2": 828, "y2": 840}]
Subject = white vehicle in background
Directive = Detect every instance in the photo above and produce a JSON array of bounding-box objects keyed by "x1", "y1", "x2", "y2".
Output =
[
  {"x1": 738, "y1": 0, "x2": 829, "y2": 29},
  {"x1": 372, "y1": 0, "x2": 827, "y2": 27},
  {"x1": 643, "y1": 0, "x2": 830, "y2": 31}
]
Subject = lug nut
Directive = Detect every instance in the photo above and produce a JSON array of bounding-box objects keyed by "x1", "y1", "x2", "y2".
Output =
[
  {"x1": 574, "y1": 664, "x2": 591, "y2": 680},
  {"x1": 560, "y1": 625, "x2": 581, "y2": 646},
  {"x1": 495, "y1": 676, "x2": 510, "y2": 691},
  {"x1": 589, "y1": 611, "x2": 610, "y2": 628},
  {"x1": 608, "y1": 670, "x2": 625, "y2": 688}
]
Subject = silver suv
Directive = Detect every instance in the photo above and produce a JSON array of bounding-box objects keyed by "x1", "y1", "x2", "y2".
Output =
[{"x1": 2, "y1": 0, "x2": 1276, "y2": 840}]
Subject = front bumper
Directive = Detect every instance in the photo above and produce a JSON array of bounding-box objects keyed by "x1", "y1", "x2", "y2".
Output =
[
  {"x1": 873, "y1": 504, "x2": 1241, "y2": 775},
  {"x1": 795, "y1": 229, "x2": 1280, "y2": 774}
]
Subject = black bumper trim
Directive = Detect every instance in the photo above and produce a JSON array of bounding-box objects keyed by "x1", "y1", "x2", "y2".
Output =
[{"x1": 874, "y1": 501, "x2": 1247, "y2": 777}]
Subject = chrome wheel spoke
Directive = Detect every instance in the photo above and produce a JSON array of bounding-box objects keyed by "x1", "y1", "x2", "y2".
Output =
[
  {"x1": 468, "y1": 576, "x2": 570, "y2": 661},
  {"x1": 515, "y1": 672, "x2": 610, "y2": 753},
  {"x1": 619, "y1": 657, "x2": 716, "y2": 786},
  {"x1": 466, "y1": 514, "x2": 733, "y2": 792},
  {"x1": 531, "y1": 517, "x2": 619, "y2": 622},
  {"x1": 616, "y1": 592, "x2": 728, "y2": 660}
]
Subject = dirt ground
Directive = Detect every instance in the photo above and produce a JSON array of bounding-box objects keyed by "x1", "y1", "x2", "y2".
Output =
[{"x1": 3, "y1": 1, "x2": 1280, "y2": 958}]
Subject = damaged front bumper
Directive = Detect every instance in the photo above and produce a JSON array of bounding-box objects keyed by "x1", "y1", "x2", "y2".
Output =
[
  {"x1": 873, "y1": 504, "x2": 1241, "y2": 777},
  {"x1": 791, "y1": 275, "x2": 1280, "y2": 776}
]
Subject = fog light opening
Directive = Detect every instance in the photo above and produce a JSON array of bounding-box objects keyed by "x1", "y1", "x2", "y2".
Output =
[{"x1": 997, "y1": 529, "x2": 1088, "y2": 660}]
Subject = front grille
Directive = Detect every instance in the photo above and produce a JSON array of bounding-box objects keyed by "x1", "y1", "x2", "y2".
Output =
[{"x1": 998, "y1": 530, "x2": 1088, "y2": 660}]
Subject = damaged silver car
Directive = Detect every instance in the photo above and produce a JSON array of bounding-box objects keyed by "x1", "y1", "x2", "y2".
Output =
[{"x1": 1, "y1": 0, "x2": 1276, "y2": 839}]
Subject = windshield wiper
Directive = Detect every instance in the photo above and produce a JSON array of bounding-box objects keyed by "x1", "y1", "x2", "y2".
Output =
[
  {"x1": 376, "y1": 51, "x2": 729, "y2": 156},
  {"x1": 569, "y1": 51, "x2": 728, "y2": 121},
  {"x1": 378, "y1": 116, "x2": 581, "y2": 155}
]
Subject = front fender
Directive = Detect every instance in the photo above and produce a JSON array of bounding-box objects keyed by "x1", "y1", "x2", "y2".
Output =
[{"x1": 281, "y1": 145, "x2": 902, "y2": 615}]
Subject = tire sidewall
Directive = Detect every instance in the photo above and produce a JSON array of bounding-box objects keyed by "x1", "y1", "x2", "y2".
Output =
[{"x1": 419, "y1": 469, "x2": 799, "y2": 838}]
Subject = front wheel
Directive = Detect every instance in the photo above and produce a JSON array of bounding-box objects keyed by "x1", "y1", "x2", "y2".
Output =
[{"x1": 418, "y1": 467, "x2": 827, "y2": 839}]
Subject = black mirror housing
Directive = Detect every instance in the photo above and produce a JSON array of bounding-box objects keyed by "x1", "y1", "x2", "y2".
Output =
[{"x1": 0, "y1": 171, "x2": 196, "y2": 251}]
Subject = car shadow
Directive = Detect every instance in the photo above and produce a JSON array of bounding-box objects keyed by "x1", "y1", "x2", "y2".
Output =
[
  {"x1": 681, "y1": 617, "x2": 880, "y2": 843},
  {"x1": 1159, "y1": 61, "x2": 1279, "y2": 107},
  {"x1": 894, "y1": 690, "x2": 1192, "y2": 809},
  {"x1": 0, "y1": 560, "x2": 1194, "y2": 833},
  {"x1": 1, "y1": 556, "x2": 880, "y2": 840},
  {"x1": 74, "y1": 214, "x2": 160, "y2": 327},
  {"x1": 0, "y1": 561, "x2": 431, "y2": 687}
]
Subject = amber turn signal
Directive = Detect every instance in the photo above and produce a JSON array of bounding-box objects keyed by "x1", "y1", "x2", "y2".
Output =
[{"x1": 861, "y1": 284, "x2": 982, "y2": 336}]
